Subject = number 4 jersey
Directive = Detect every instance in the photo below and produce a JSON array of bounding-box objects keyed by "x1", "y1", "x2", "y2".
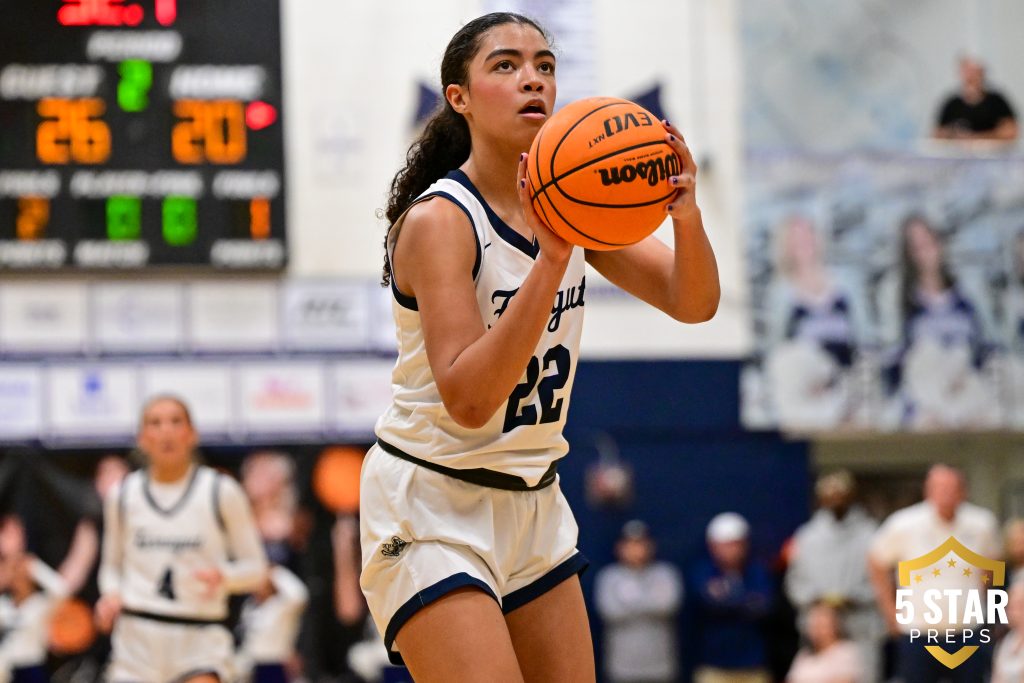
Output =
[
  {"x1": 376, "y1": 169, "x2": 586, "y2": 487},
  {"x1": 99, "y1": 465, "x2": 266, "y2": 621}
]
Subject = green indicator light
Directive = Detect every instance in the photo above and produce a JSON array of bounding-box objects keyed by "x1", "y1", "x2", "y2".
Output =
[
  {"x1": 163, "y1": 196, "x2": 197, "y2": 246},
  {"x1": 106, "y1": 196, "x2": 141, "y2": 240},
  {"x1": 118, "y1": 60, "x2": 153, "y2": 112}
]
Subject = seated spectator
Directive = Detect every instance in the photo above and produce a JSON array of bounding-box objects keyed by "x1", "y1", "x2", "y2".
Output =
[
  {"x1": 786, "y1": 601, "x2": 861, "y2": 683},
  {"x1": 785, "y1": 470, "x2": 882, "y2": 682},
  {"x1": 594, "y1": 520, "x2": 683, "y2": 683},
  {"x1": 933, "y1": 55, "x2": 1018, "y2": 141}
]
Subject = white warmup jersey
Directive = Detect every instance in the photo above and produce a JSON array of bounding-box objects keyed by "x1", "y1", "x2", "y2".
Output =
[
  {"x1": 376, "y1": 169, "x2": 587, "y2": 486},
  {"x1": 107, "y1": 466, "x2": 234, "y2": 620}
]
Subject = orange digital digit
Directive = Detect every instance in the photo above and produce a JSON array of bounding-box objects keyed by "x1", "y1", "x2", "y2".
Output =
[
  {"x1": 36, "y1": 98, "x2": 111, "y2": 164},
  {"x1": 37, "y1": 99, "x2": 73, "y2": 164},
  {"x1": 172, "y1": 100, "x2": 204, "y2": 164},
  {"x1": 16, "y1": 197, "x2": 49, "y2": 240},
  {"x1": 172, "y1": 100, "x2": 246, "y2": 164},
  {"x1": 250, "y1": 198, "x2": 270, "y2": 240}
]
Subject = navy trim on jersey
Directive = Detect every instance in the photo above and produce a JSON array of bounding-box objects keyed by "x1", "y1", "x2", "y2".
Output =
[
  {"x1": 377, "y1": 439, "x2": 558, "y2": 491},
  {"x1": 143, "y1": 465, "x2": 201, "y2": 517},
  {"x1": 501, "y1": 552, "x2": 589, "y2": 614},
  {"x1": 383, "y1": 572, "x2": 499, "y2": 666},
  {"x1": 447, "y1": 169, "x2": 540, "y2": 260},
  {"x1": 212, "y1": 473, "x2": 226, "y2": 534},
  {"x1": 390, "y1": 279, "x2": 418, "y2": 311},
  {"x1": 388, "y1": 190, "x2": 483, "y2": 312},
  {"x1": 122, "y1": 608, "x2": 228, "y2": 627},
  {"x1": 424, "y1": 191, "x2": 482, "y2": 280}
]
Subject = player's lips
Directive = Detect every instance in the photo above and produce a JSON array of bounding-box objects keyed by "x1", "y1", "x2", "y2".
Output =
[{"x1": 518, "y1": 99, "x2": 547, "y2": 120}]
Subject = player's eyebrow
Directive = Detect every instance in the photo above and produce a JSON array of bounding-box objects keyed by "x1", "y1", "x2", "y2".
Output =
[{"x1": 484, "y1": 48, "x2": 556, "y2": 62}]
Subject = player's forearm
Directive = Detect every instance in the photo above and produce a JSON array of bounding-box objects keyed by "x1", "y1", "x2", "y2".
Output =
[
  {"x1": 440, "y1": 253, "x2": 571, "y2": 429},
  {"x1": 220, "y1": 558, "x2": 268, "y2": 593},
  {"x1": 666, "y1": 209, "x2": 719, "y2": 322}
]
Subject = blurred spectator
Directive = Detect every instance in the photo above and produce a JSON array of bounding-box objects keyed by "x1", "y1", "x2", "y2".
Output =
[
  {"x1": 785, "y1": 601, "x2": 862, "y2": 683},
  {"x1": 691, "y1": 512, "x2": 774, "y2": 683},
  {"x1": 933, "y1": 56, "x2": 1018, "y2": 142},
  {"x1": 764, "y1": 215, "x2": 862, "y2": 430},
  {"x1": 868, "y1": 464, "x2": 999, "y2": 683},
  {"x1": 242, "y1": 451, "x2": 299, "y2": 566},
  {"x1": 236, "y1": 565, "x2": 309, "y2": 683},
  {"x1": 993, "y1": 582, "x2": 1024, "y2": 683},
  {"x1": 594, "y1": 520, "x2": 683, "y2": 683},
  {"x1": 785, "y1": 470, "x2": 882, "y2": 682},
  {"x1": 0, "y1": 516, "x2": 70, "y2": 683},
  {"x1": 333, "y1": 515, "x2": 365, "y2": 628},
  {"x1": 1006, "y1": 519, "x2": 1024, "y2": 584},
  {"x1": 894, "y1": 215, "x2": 995, "y2": 429}
]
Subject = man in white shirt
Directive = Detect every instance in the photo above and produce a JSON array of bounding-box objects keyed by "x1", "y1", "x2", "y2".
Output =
[{"x1": 869, "y1": 464, "x2": 999, "y2": 683}]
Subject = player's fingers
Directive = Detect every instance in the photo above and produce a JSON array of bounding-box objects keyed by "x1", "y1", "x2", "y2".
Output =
[{"x1": 665, "y1": 133, "x2": 696, "y2": 174}]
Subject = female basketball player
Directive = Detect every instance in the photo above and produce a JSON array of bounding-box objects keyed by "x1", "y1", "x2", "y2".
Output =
[
  {"x1": 95, "y1": 396, "x2": 267, "y2": 683},
  {"x1": 361, "y1": 12, "x2": 719, "y2": 682}
]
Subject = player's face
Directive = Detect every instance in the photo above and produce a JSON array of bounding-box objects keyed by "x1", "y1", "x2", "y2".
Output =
[
  {"x1": 456, "y1": 23, "x2": 556, "y2": 148},
  {"x1": 138, "y1": 399, "x2": 197, "y2": 471}
]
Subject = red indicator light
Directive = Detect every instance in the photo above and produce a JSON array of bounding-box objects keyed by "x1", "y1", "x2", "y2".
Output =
[
  {"x1": 246, "y1": 101, "x2": 278, "y2": 131},
  {"x1": 57, "y1": 0, "x2": 145, "y2": 27},
  {"x1": 155, "y1": 0, "x2": 176, "y2": 26}
]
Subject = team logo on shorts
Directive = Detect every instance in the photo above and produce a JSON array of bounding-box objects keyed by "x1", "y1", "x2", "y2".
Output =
[{"x1": 381, "y1": 536, "x2": 409, "y2": 558}]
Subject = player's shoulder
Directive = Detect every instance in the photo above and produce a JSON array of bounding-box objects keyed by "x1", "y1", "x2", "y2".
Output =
[{"x1": 403, "y1": 193, "x2": 475, "y2": 239}]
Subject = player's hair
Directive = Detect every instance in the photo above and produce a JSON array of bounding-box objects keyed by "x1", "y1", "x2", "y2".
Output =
[
  {"x1": 900, "y1": 213, "x2": 956, "y2": 322},
  {"x1": 139, "y1": 393, "x2": 194, "y2": 428},
  {"x1": 380, "y1": 12, "x2": 551, "y2": 285}
]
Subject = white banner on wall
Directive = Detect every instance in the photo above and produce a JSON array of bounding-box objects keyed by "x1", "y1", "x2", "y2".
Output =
[
  {"x1": 47, "y1": 364, "x2": 138, "y2": 439},
  {"x1": 0, "y1": 282, "x2": 87, "y2": 354},
  {"x1": 281, "y1": 280, "x2": 372, "y2": 351},
  {"x1": 94, "y1": 283, "x2": 184, "y2": 353},
  {"x1": 140, "y1": 363, "x2": 233, "y2": 436},
  {"x1": 238, "y1": 361, "x2": 326, "y2": 434},
  {"x1": 328, "y1": 358, "x2": 393, "y2": 437},
  {"x1": 0, "y1": 365, "x2": 43, "y2": 439},
  {"x1": 189, "y1": 281, "x2": 279, "y2": 352}
]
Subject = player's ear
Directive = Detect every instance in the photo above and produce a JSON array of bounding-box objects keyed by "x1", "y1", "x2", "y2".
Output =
[{"x1": 446, "y1": 83, "x2": 469, "y2": 114}]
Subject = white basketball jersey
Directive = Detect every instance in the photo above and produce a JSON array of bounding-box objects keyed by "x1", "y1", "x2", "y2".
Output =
[
  {"x1": 375, "y1": 169, "x2": 586, "y2": 486},
  {"x1": 114, "y1": 466, "x2": 232, "y2": 620}
]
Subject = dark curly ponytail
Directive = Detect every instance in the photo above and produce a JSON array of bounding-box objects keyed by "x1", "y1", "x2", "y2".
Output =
[{"x1": 381, "y1": 12, "x2": 550, "y2": 285}]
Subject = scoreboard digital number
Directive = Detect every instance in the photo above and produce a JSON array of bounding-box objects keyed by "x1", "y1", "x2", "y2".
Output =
[{"x1": 0, "y1": 0, "x2": 286, "y2": 269}]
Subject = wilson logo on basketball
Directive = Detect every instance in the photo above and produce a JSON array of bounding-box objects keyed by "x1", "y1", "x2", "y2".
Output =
[{"x1": 597, "y1": 153, "x2": 680, "y2": 188}]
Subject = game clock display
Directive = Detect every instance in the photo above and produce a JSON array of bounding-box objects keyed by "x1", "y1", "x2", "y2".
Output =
[{"x1": 0, "y1": 0, "x2": 286, "y2": 269}]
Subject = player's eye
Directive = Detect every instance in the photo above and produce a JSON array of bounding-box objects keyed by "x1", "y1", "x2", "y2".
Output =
[
  {"x1": 538, "y1": 61, "x2": 555, "y2": 74},
  {"x1": 495, "y1": 60, "x2": 514, "y2": 72}
]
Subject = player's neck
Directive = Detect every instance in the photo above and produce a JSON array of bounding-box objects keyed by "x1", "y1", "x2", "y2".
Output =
[
  {"x1": 150, "y1": 460, "x2": 193, "y2": 483},
  {"x1": 462, "y1": 144, "x2": 522, "y2": 211}
]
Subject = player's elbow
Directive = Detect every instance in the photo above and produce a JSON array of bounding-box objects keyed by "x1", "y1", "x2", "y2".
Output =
[
  {"x1": 447, "y1": 400, "x2": 496, "y2": 430},
  {"x1": 673, "y1": 290, "x2": 719, "y2": 323}
]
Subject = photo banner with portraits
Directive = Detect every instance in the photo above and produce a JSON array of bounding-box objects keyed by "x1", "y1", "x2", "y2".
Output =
[{"x1": 742, "y1": 151, "x2": 1024, "y2": 432}]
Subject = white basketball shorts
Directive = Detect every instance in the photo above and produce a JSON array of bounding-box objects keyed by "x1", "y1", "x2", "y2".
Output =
[
  {"x1": 106, "y1": 613, "x2": 234, "y2": 682},
  {"x1": 359, "y1": 442, "x2": 588, "y2": 665}
]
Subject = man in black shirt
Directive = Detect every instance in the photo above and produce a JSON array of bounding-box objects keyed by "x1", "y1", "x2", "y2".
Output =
[{"x1": 933, "y1": 56, "x2": 1018, "y2": 141}]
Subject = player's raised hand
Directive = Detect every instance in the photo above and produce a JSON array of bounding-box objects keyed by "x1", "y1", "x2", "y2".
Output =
[
  {"x1": 518, "y1": 152, "x2": 573, "y2": 264},
  {"x1": 662, "y1": 120, "x2": 699, "y2": 221}
]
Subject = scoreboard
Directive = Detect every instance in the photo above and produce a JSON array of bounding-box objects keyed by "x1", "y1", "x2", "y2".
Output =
[{"x1": 0, "y1": 0, "x2": 286, "y2": 269}]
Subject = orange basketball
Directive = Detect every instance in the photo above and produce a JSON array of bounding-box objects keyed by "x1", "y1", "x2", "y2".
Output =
[
  {"x1": 527, "y1": 97, "x2": 680, "y2": 250},
  {"x1": 313, "y1": 446, "x2": 364, "y2": 514}
]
